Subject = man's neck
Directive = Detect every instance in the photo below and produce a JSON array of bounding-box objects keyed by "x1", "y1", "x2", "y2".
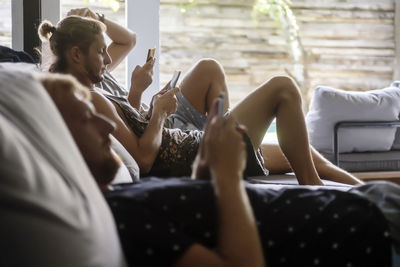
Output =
[{"x1": 66, "y1": 68, "x2": 94, "y2": 89}]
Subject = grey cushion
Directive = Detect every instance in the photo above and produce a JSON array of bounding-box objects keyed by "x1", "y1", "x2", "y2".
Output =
[
  {"x1": 0, "y1": 66, "x2": 126, "y2": 267},
  {"x1": 321, "y1": 151, "x2": 400, "y2": 172},
  {"x1": 306, "y1": 85, "x2": 400, "y2": 153}
]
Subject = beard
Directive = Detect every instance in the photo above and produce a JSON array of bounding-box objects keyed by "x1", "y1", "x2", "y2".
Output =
[
  {"x1": 83, "y1": 59, "x2": 104, "y2": 84},
  {"x1": 89, "y1": 149, "x2": 122, "y2": 187}
]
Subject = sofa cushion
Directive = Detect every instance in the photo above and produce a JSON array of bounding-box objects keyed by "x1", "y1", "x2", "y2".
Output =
[
  {"x1": 306, "y1": 85, "x2": 400, "y2": 153},
  {"x1": 111, "y1": 135, "x2": 140, "y2": 182},
  {"x1": 0, "y1": 66, "x2": 126, "y2": 267}
]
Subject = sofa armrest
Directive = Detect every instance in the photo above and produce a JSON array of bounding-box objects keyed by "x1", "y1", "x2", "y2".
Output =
[{"x1": 333, "y1": 120, "x2": 400, "y2": 165}]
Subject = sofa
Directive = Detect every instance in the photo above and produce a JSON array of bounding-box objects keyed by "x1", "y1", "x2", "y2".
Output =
[
  {"x1": 306, "y1": 84, "x2": 400, "y2": 178},
  {"x1": 1, "y1": 62, "x2": 399, "y2": 266}
]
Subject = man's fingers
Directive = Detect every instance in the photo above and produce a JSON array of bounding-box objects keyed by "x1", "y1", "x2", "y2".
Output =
[
  {"x1": 206, "y1": 116, "x2": 223, "y2": 144},
  {"x1": 143, "y1": 58, "x2": 155, "y2": 69},
  {"x1": 235, "y1": 124, "x2": 248, "y2": 135},
  {"x1": 204, "y1": 98, "x2": 219, "y2": 129},
  {"x1": 167, "y1": 86, "x2": 180, "y2": 96},
  {"x1": 133, "y1": 65, "x2": 141, "y2": 73},
  {"x1": 78, "y1": 9, "x2": 87, "y2": 17},
  {"x1": 224, "y1": 116, "x2": 237, "y2": 131},
  {"x1": 223, "y1": 117, "x2": 246, "y2": 146},
  {"x1": 161, "y1": 81, "x2": 170, "y2": 92}
]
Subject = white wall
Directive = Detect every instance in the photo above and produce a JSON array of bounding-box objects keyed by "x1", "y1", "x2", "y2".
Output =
[
  {"x1": 11, "y1": 0, "x2": 23, "y2": 51},
  {"x1": 126, "y1": 0, "x2": 160, "y2": 105},
  {"x1": 42, "y1": 0, "x2": 60, "y2": 24}
]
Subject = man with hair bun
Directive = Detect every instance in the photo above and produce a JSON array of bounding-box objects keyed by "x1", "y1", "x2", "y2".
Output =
[{"x1": 38, "y1": 7, "x2": 362, "y2": 186}]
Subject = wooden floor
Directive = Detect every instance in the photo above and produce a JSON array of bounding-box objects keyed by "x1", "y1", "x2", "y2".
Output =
[{"x1": 351, "y1": 171, "x2": 400, "y2": 185}]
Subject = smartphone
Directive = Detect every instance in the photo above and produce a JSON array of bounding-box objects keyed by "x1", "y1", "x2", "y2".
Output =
[
  {"x1": 217, "y1": 92, "x2": 225, "y2": 116},
  {"x1": 168, "y1": 70, "x2": 181, "y2": 91},
  {"x1": 146, "y1": 47, "x2": 156, "y2": 62}
]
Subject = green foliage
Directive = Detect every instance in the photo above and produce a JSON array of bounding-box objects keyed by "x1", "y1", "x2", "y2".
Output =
[
  {"x1": 178, "y1": 0, "x2": 197, "y2": 13},
  {"x1": 253, "y1": 0, "x2": 299, "y2": 43},
  {"x1": 178, "y1": 0, "x2": 300, "y2": 45}
]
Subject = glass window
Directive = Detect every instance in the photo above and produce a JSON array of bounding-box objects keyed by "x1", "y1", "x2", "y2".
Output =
[
  {"x1": 60, "y1": 0, "x2": 126, "y2": 87},
  {"x1": 0, "y1": 0, "x2": 12, "y2": 48}
]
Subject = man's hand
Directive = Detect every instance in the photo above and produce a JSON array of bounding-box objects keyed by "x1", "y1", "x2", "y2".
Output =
[
  {"x1": 147, "y1": 81, "x2": 170, "y2": 116},
  {"x1": 192, "y1": 98, "x2": 247, "y2": 183},
  {"x1": 67, "y1": 8, "x2": 97, "y2": 19},
  {"x1": 151, "y1": 87, "x2": 179, "y2": 117},
  {"x1": 130, "y1": 58, "x2": 155, "y2": 95}
]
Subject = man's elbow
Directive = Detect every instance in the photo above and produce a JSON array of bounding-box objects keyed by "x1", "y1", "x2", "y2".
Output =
[
  {"x1": 138, "y1": 156, "x2": 154, "y2": 174},
  {"x1": 128, "y1": 32, "x2": 137, "y2": 50}
]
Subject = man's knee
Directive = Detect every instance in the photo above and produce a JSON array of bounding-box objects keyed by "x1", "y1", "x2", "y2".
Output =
[
  {"x1": 268, "y1": 76, "x2": 302, "y2": 104},
  {"x1": 196, "y1": 58, "x2": 224, "y2": 75}
]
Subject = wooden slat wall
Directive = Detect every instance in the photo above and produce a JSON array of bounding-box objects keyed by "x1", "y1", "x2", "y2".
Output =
[
  {"x1": 1, "y1": 0, "x2": 396, "y2": 106},
  {"x1": 160, "y1": 0, "x2": 396, "y2": 106}
]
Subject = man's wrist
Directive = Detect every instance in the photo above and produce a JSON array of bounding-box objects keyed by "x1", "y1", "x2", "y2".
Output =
[
  {"x1": 151, "y1": 106, "x2": 168, "y2": 119},
  {"x1": 129, "y1": 86, "x2": 142, "y2": 97},
  {"x1": 96, "y1": 12, "x2": 105, "y2": 23},
  {"x1": 130, "y1": 83, "x2": 146, "y2": 95},
  {"x1": 211, "y1": 168, "x2": 242, "y2": 185}
]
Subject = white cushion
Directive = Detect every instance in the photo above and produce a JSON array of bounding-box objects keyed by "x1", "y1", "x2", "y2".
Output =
[
  {"x1": 306, "y1": 85, "x2": 400, "y2": 153},
  {"x1": 0, "y1": 66, "x2": 126, "y2": 267},
  {"x1": 110, "y1": 135, "x2": 140, "y2": 182}
]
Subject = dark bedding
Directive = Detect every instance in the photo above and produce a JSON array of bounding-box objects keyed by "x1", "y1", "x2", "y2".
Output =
[{"x1": 106, "y1": 178, "x2": 392, "y2": 267}]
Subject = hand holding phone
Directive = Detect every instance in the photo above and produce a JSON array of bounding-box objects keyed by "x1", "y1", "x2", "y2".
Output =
[
  {"x1": 146, "y1": 47, "x2": 156, "y2": 62},
  {"x1": 168, "y1": 70, "x2": 181, "y2": 91}
]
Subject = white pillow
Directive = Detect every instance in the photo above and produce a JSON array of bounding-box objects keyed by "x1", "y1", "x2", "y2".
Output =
[
  {"x1": 306, "y1": 85, "x2": 400, "y2": 153},
  {"x1": 0, "y1": 67, "x2": 126, "y2": 267},
  {"x1": 110, "y1": 135, "x2": 140, "y2": 182}
]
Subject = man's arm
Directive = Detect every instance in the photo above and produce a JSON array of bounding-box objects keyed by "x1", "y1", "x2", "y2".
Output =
[
  {"x1": 103, "y1": 16, "x2": 136, "y2": 72},
  {"x1": 67, "y1": 8, "x2": 136, "y2": 72},
  {"x1": 127, "y1": 59, "x2": 155, "y2": 110},
  {"x1": 90, "y1": 87, "x2": 178, "y2": 173},
  {"x1": 174, "y1": 104, "x2": 265, "y2": 267}
]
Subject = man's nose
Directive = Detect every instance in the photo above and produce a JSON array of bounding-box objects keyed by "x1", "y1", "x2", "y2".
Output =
[{"x1": 104, "y1": 51, "x2": 112, "y2": 66}]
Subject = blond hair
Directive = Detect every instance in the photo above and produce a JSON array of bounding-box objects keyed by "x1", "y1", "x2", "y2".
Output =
[{"x1": 38, "y1": 16, "x2": 106, "y2": 73}]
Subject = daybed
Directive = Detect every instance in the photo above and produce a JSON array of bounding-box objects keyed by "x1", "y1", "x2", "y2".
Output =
[{"x1": 0, "y1": 63, "x2": 397, "y2": 266}]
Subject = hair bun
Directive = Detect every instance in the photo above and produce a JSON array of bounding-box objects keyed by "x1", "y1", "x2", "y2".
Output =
[{"x1": 38, "y1": 20, "x2": 56, "y2": 41}]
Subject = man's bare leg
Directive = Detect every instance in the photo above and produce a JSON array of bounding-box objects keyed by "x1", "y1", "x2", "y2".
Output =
[
  {"x1": 229, "y1": 76, "x2": 322, "y2": 185},
  {"x1": 261, "y1": 143, "x2": 364, "y2": 185},
  {"x1": 179, "y1": 58, "x2": 229, "y2": 114},
  {"x1": 179, "y1": 62, "x2": 357, "y2": 185}
]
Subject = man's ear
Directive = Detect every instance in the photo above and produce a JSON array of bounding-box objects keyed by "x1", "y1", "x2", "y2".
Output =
[{"x1": 69, "y1": 46, "x2": 83, "y2": 64}]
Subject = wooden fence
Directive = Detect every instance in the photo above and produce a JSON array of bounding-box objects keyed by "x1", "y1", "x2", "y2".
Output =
[
  {"x1": 160, "y1": 0, "x2": 396, "y2": 105},
  {"x1": 0, "y1": 0, "x2": 396, "y2": 107}
]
